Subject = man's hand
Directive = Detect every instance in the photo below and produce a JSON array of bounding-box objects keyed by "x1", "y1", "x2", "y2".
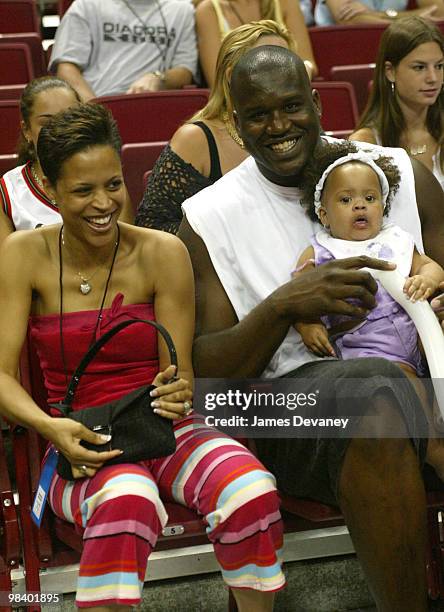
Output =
[
  {"x1": 127, "y1": 73, "x2": 163, "y2": 94},
  {"x1": 417, "y1": 4, "x2": 438, "y2": 19},
  {"x1": 431, "y1": 282, "x2": 444, "y2": 330},
  {"x1": 272, "y1": 256, "x2": 396, "y2": 324},
  {"x1": 337, "y1": 0, "x2": 368, "y2": 20}
]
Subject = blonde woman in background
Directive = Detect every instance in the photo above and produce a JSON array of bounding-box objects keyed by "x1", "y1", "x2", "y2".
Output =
[
  {"x1": 196, "y1": 0, "x2": 317, "y2": 86},
  {"x1": 136, "y1": 20, "x2": 296, "y2": 234}
]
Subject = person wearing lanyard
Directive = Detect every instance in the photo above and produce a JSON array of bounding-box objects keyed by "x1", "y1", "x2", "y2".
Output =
[{"x1": 49, "y1": 0, "x2": 198, "y2": 100}]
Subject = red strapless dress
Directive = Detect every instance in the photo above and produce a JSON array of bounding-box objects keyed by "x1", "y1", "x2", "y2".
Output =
[{"x1": 29, "y1": 293, "x2": 159, "y2": 415}]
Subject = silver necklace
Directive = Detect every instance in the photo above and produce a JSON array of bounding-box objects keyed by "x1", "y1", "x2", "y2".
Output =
[
  {"x1": 30, "y1": 163, "x2": 44, "y2": 189},
  {"x1": 406, "y1": 144, "x2": 427, "y2": 156},
  {"x1": 61, "y1": 228, "x2": 120, "y2": 295},
  {"x1": 31, "y1": 163, "x2": 58, "y2": 207}
]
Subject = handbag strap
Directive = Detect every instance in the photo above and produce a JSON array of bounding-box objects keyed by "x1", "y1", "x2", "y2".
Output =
[{"x1": 60, "y1": 318, "x2": 177, "y2": 413}]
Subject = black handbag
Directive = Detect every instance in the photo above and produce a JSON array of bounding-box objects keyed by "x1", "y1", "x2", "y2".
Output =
[{"x1": 52, "y1": 318, "x2": 178, "y2": 480}]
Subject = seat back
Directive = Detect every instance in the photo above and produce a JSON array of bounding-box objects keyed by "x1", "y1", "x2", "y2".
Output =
[
  {"x1": 121, "y1": 141, "x2": 167, "y2": 210},
  {"x1": 0, "y1": 43, "x2": 34, "y2": 85},
  {"x1": 315, "y1": 81, "x2": 359, "y2": 132},
  {"x1": 93, "y1": 89, "x2": 210, "y2": 144},
  {"x1": 0, "y1": 84, "x2": 25, "y2": 100},
  {"x1": 0, "y1": 100, "x2": 20, "y2": 154},
  {"x1": 0, "y1": 0, "x2": 41, "y2": 35},
  {"x1": 58, "y1": 0, "x2": 73, "y2": 16},
  {"x1": 0, "y1": 153, "x2": 18, "y2": 176},
  {"x1": 309, "y1": 24, "x2": 386, "y2": 80},
  {"x1": 330, "y1": 64, "x2": 375, "y2": 116},
  {"x1": 0, "y1": 32, "x2": 46, "y2": 77}
]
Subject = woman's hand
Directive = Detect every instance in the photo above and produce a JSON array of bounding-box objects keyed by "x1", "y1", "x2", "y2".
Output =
[
  {"x1": 44, "y1": 418, "x2": 123, "y2": 479},
  {"x1": 151, "y1": 364, "x2": 193, "y2": 420}
]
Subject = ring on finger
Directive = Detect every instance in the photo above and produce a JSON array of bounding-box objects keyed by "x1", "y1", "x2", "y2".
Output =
[
  {"x1": 78, "y1": 465, "x2": 88, "y2": 475},
  {"x1": 183, "y1": 401, "x2": 193, "y2": 416}
]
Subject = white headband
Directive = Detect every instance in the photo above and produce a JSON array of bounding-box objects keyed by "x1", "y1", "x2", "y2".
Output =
[{"x1": 313, "y1": 151, "x2": 391, "y2": 220}]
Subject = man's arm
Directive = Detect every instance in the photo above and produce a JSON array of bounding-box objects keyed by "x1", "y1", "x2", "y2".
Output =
[
  {"x1": 49, "y1": 2, "x2": 95, "y2": 100},
  {"x1": 195, "y1": 0, "x2": 221, "y2": 88},
  {"x1": 178, "y1": 217, "x2": 294, "y2": 377},
  {"x1": 56, "y1": 62, "x2": 95, "y2": 102},
  {"x1": 178, "y1": 216, "x2": 395, "y2": 378},
  {"x1": 412, "y1": 158, "x2": 444, "y2": 269},
  {"x1": 126, "y1": 67, "x2": 193, "y2": 94},
  {"x1": 324, "y1": 0, "x2": 390, "y2": 24},
  {"x1": 325, "y1": 0, "x2": 438, "y2": 23}
]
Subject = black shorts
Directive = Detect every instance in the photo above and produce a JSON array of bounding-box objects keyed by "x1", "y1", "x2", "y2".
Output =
[{"x1": 254, "y1": 357, "x2": 428, "y2": 506}]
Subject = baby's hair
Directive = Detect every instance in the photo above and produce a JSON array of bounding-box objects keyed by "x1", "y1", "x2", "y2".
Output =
[{"x1": 301, "y1": 141, "x2": 401, "y2": 221}]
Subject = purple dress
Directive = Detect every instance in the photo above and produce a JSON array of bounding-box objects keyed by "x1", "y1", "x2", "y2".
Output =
[{"x1": 312, "y1": 225, "x2": 424, "y2": 373}]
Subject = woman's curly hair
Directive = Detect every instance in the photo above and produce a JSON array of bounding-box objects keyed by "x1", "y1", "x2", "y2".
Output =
[{"x1": 300, "y1": 141, "x2": 401, "y2": 222}]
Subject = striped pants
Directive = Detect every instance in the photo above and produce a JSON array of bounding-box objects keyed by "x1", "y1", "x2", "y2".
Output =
[{"x1": 48, "y1": 415, "x2": 285, "y2": 608}]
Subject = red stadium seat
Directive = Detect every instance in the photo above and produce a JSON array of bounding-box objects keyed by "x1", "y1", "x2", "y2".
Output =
[
  {"x1": 0, "y1": 84, "x2": 25, "y2": 100},
  {"x1": 309, "y1": 24, "x2": 386, "y2": 80},
  {"x1": 0, "y1": 426, "x2": 21, "y2": 612},
  {"x1": 330, "y1": 64, "x2": 375, "y2": 115},
  {"x1": 92, "y1": 89, "x2": 210, "y2": 144},
  {"x1": 0, "y1": 43, "x2": 34, "y2": 86},
  {"x1": 0, "y1": 100, "x2": 21, "y2": 154},
  {"x1": 0, "y1": 0, "x2": 40, "y2": 35},
  {"x1": 121, "y1": 141, "x2": 166, "y2": 210},
  {"x1": 0, "y1": 153, "x2": 18, "y2": 176},
  {"x1": 315, "y1": 81, "x2": 359, "y2": 132},
  {"x1": 58, "y1": 0, "x2": 73, "y2": 16},
  {"x1": 14, "y1": 330, "x2": 238, "y2": 612},
  {"x1": 0, "y1": 32, "x2": 46, "y2": 77}
]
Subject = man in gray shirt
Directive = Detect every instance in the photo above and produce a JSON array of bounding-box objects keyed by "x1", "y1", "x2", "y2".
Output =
[{"x1": 49, "y1": 0, "x2": 198, "y2": 100}]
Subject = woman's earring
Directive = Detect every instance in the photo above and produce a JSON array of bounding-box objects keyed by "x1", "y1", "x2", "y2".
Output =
[{"x1": 391, "y1": 81, "x2": 395, "y2": 94}]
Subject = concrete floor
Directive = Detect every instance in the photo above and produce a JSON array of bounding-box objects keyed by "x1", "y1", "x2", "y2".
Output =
[{"x1": 40, "y1": 554, "x2": 444, "y2": 611}]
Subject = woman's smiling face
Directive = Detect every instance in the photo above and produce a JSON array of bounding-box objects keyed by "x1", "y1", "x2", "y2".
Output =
[{"x1": 47, "y1": 144, "x2": 125, "y2": 246}]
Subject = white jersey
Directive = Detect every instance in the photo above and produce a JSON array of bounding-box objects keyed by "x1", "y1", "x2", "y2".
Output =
[{"x1": 0, "y1": 163, "x2": 61, "y2": 231}]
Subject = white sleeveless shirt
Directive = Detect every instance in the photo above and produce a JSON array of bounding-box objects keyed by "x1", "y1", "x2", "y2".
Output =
[{"x1": 0, "y1": 162, "x2": 61, "y2": 231}]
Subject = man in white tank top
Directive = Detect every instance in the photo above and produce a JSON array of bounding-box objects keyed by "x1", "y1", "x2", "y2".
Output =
[{"x1": 179, "y1": 46, "x2": 444, "y2": 611}]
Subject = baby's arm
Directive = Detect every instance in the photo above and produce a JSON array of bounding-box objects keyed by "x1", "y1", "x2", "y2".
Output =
[
  {"x1": 293, "y1": 247, "x2": 336, "y2": 357},
  {"x1": 404, "y1": 249, "x2": 444, "y2": 302}
]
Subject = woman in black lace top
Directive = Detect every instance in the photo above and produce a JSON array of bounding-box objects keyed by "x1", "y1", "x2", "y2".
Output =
[{"x1": 135, "y1": 20, "x2": 295, "y2": 234}]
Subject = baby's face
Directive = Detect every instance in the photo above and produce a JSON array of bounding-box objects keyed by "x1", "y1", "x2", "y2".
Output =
[{"x1": 319, "y1": 162, "x2": 384, "y2": 241}]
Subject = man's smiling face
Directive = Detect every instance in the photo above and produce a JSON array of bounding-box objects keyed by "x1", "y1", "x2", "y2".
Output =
[{"x1": 233, "y1": 51, "x2": 322, "y2": 187}]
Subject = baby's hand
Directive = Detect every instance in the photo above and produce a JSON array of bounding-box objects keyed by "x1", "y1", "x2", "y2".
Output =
[
  {"x1": 296, "y1": 323, "x2": 336, "y2": 358},
  {"x1": 403, "y1": 275, "x2": 438, "y2": 302}
]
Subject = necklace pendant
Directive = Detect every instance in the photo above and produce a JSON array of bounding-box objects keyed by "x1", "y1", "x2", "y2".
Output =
[
  {"x1": 409, "y1": 144, "x2": 427, "y2": 156},
  {"x1": 80, "y1": 281, "x2": 92, "y2": 295}
]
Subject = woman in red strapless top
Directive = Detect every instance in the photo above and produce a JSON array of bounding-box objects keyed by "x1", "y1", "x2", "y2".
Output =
[{"x1": 0, "y1": 104, "x2": 284, "y2": 610}]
